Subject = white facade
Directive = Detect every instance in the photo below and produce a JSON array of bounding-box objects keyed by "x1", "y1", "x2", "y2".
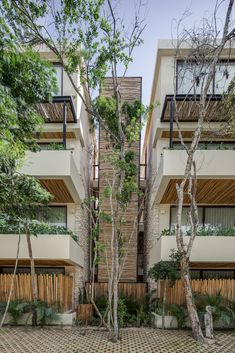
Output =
[
  {"x1": 144, "y1": 40, "x2": 235, "y2": 275},
  {"x1": 0, "y1": 48, "x2": 92, "y2": 293}
]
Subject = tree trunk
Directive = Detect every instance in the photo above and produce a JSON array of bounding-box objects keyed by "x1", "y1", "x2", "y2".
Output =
[
  {"x1": 112, "y1": 231, "x2": 119, "y2": 342},
  {"x1": 181, "y1": 256, "x2": 204, "y2": 343},
  {"x1": 162, "y1": 277, "x2": 168, "y2": 330},
  {"x1": 25, "y1": 226, "x2": 38, "y2": 326}
]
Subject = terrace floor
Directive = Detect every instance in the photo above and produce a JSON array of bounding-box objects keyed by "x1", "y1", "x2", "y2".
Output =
[{"x1": 0, "y1": 327, "x2": 234, "y2": 353}]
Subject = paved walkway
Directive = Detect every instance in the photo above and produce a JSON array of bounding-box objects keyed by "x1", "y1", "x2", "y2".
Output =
[{"x1": 0, "y1": 327, "x2": 234, "y2": 353}]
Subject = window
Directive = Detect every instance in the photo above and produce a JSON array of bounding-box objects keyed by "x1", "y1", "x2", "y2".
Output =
[
  {"x1": 0, "y1": 267, "x2": 65, "y2": 275},
  {"x1": 170, "y1": 206, "x2": 235, "y2": 230},
  {"x1": 170, "y1": 207, "x2": 203, "y2": 233},
  {"x1": 172, "y1": 141, "x2": 235, "y2": 150},
  {"x1": 177, "y1": 61, "x2": 213, "y2": 95},
  {"x1": 176, "y1": 61, "x2": 235, "y2": 95},
  {"x1": 190, "y1": 269, "x2": 234, "y2": 280},
  {"x1": 204, "y1": 207, "x2": 235, "y2": 229},
  {"x1": 35, "y1": 206, "x2": 67, "y2": 227},
  {"x1": 53, "y1": 64, "x2": 63, "y2": 96},
  {"x1": 214, "y1": 63, "x2": 235, "y2": 94}
]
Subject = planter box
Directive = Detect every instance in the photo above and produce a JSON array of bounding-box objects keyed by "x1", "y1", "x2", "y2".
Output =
[
  {"x1": 1, "y1": 311, "x2": 76, "y2": 326},
  {"x1": 50, "y1": 312, "x2": 76, "y2": 325},
  {"x1": 151, "y1": 312, "x2": 178, "y2": 329}
]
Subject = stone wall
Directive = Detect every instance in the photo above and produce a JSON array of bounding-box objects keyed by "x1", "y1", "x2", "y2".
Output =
[
  {"x1": 144, "y1": 178, "x2": 160, "y2": 288},
  {"x1": 67, "y1": 203, "x2": 90, "y2": 305}
]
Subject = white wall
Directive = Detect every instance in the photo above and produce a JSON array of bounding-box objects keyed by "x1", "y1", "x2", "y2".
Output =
[{"x1": 0, "y1": 235, "x2": 84, "y2": 267}]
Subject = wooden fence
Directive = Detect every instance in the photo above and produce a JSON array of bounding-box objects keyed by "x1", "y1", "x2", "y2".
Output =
[
  {"x1": 0, "y1": 274, "x2": 74, "y2": 311},
  {"x1": 160, "y1": 279, "x2": 235, "y2": 305},
  {"x1": 86, "y1": 282, "x2": 146, "y2": 301}
]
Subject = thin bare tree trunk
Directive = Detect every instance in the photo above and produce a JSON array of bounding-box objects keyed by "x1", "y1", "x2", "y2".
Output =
[
  {"x1": 25, "y1": 226, "x2": 38, "y2": 325},
  {"x1": 0, "y1": 234, "x2": 21, "y2": 329},
  {"x1": 112, "y1": 231, "x2": 119, "y2": 341},
  {"x1": 162, "y1": 277, "x2": 168, "y2": 330},
  {"x1": 181, "y1": 256, "x2": 204, "y2": 342}
]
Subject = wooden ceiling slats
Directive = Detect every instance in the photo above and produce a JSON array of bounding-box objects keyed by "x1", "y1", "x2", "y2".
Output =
[
  {"x1": 39, "y1": 131, "x2": 76, "y2": 139},
  {"x1": 39, "y1": 179, "x2": 74, "y2": 203},
  {"x1": 161, "y1": 179, "x2": 235, "y2": 204}
]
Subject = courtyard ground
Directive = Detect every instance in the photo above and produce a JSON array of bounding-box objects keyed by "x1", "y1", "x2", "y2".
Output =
[{"x1": 0, "y1": 327, "x2": 234, "y2": 353}]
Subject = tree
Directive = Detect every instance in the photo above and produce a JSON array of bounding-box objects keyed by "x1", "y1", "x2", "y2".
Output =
[
  {"x1": 148, "y1": 250, "x2": 179, "y2": 329},
  {"x1": 171, "y1": 0, "x2": 235, "y2": 342},
  {"x1": 0, "y1": 17, "x2": 56, "y2": 326},
  {"x1": 0, "y1": 148, "x2": 52, "y2": 325},
  {"x1": 1, "y1": 0, "x2": 147, "y2": 340}
]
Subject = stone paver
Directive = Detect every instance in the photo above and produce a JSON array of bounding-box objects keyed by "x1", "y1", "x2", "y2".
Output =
[{"x1": 0, "y1": 327, "x2": 234, "y2": 353}]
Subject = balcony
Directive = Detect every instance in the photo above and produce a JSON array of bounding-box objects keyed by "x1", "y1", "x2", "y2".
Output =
[
  {"x1": 154, "y1": 236, "x2": 235, "y2": 265},
  {"x1": 21, "y1": 150, "x2": 84, "y2": 202},
  {"x1": 150, "y1": 149, "x2": 235, "y2": 206},
  {"x1": 0, "y1": 235, "x2": 84, "y2": 267}
]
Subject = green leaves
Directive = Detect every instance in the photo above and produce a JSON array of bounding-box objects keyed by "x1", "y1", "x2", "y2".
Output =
[
  {"x1": 148, "y1": 250, "x2": 180, "y2": 283},
  {"x1": 0, "y1": 18, "x2": 56, "y2": 149}
]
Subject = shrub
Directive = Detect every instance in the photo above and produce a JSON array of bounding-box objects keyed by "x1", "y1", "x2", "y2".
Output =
[
  {"x1": 194, "y1": 292, "x2": 235, "y2": 327},
  {"x1": 7, "y1": 299, "x2": 58, "y2": 326},
  {"x1": 167, "y1": 303, "x2": 187, "y2": 328},
  {"x1": 0, "y1": 218, "x2": 78, "y2": 241},
  {"x1": 8, "y1": 299, "x2": 30, "y2": 325}
]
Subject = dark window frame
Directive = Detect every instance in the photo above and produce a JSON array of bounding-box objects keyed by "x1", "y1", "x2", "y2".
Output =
[
  {"x1": 190, "y1": 269, "x2": 235, "y2": 280},
  {"x1": 170, "y1": 205, "x2": 235, "y2": 229},
  {"x1": 0, "y1": 267, "x2": 65, "y2": 275},
  {"x1": 53, "y1": 63, "x2": 64, "y2": 96},
  {"x1": 35, "y1": 205, "x2": 67, "y2": 228},
  {"x1": 176, "y1": 59, "x2": 235, "y2": 95}
]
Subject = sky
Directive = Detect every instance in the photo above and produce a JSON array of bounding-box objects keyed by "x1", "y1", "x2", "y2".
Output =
[{"x1": 115, "y1": 0, "x2": 234, "y2": 105}]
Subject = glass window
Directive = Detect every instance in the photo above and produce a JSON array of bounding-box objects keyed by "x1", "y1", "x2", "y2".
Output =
[
  {"x1": 214, "y1": 63, "x2": 235, "y2": 94},
  {"x1": 177, "y1": 60, "x2": 235, "y2": 95},
  {"x1": 35, "y1": 206, "x2": 67, "y2": 227},
  {"x1": 177, "y1": 61, "x2": 213, "y2": 95},
  {"x1": 170, "y1": 207, "x2": 203, "y2": 233},
  {"x1": 53, "y1": 65, "x2": 63, "y2": 96},
  {"x1": 171, "y1": 206, "x2": 235, "y2": 230},
  {"x1": 190, "y1": 270, "x2": 201, "y2": 279},
  {"x1": 205, "y1": 207, "x2": 235, "y2": 229},
  {"x1": 190, "y1": 270, "x2": 234, "y2": 279},
  {"x1": 202, "y1": 270, "x2": 234, "y2": 279},
  {"x1": 1, "y1": 267, "x2": 65, "y2": 275}
]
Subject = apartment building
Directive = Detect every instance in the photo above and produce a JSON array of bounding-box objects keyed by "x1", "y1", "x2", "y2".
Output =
[
  {"x1": 0, "y1": 46, "x2": 92, "y2": 301},
  {"x1": 144, "y1": 40, "x2": 235, "y2": 281},
  {"x1": 0, "y1": 45, "x2": 145, "y2": 306}
]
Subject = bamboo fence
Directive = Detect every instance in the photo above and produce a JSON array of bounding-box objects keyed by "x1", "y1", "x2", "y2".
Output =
[
  {"x1": 160, "y1": 279, "x2": 235, "y2": 305},
  {"x1": 0, "y1": 274, "x2": 74, "y2": 311},
  {"x1": 86, "y1": 282, "x2": 146, "y2": 301}
]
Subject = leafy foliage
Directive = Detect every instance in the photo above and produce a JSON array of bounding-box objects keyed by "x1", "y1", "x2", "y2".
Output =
[
  {"x1": 8, "y1": 299, "x2": 30, "y2": 325},
  {"x1": 148, "y1": 250, "x2": 180, "y2": 283},
  {"x1": 166, "y1": 303, "x2": 187, "y2": 328},
  {"x1": 161, "y1": 226, "x2": 235, "y2": 237},
  {"x1": 194, "y1": 292, "x2": 235, "y2": 327},
  {"x1": 7, "y1": 299, "x2": 58, "y2": 325},
  {"x1": 0, "y1": 216, "x2": 77, "y2": 240},
  {"x1": 0, "y1": 17, "x2": 56, "y2": 149},
  {"x1": 222, "y1": 77, "x2": 235, "y2": 134}
]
